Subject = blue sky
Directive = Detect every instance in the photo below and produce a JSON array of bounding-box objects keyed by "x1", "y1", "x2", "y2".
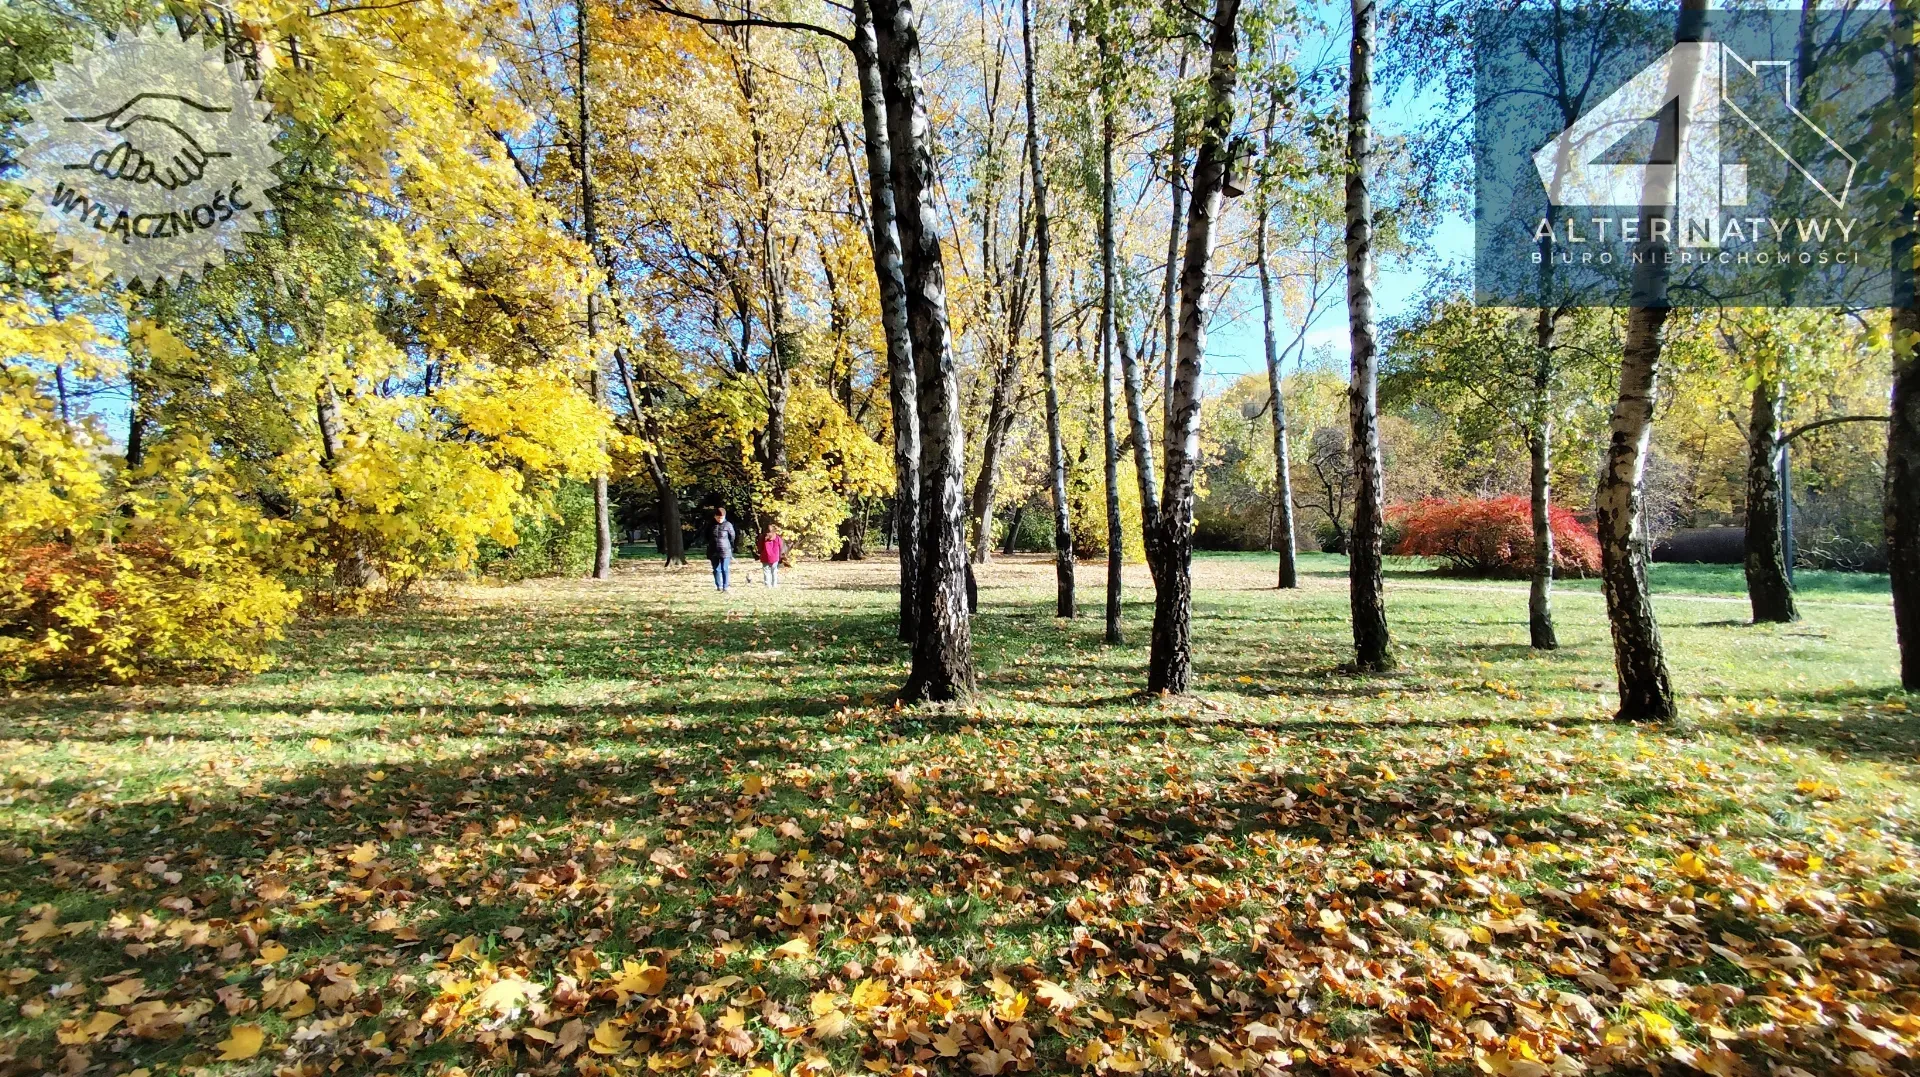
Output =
[
  {"x1": 1196, "y1": 5, "x2": 1474, "y2": 391},
  {"x1": 1201, "y1": 212, "x2": 1473, "y2": 388}
]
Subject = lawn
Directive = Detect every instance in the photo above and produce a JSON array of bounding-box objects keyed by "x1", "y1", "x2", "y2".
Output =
[{"x1": 1, "y1": 552, "x2": 1914, "y2": 1077}]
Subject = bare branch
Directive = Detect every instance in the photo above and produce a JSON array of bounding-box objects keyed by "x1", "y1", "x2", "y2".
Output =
[
  {"x1": 313, "y1": 0, "x2": 433, "y2": 18},
  {"x1": 641, "y1": 0, "x2": 851, "y2": 47},
  {"x1": 1779, "y1": 414, "x2": 1890, "y2": 447}
]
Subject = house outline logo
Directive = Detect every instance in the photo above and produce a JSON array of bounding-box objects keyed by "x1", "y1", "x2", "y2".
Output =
[{"x1": 1531, "y1": 41, "x2": 1858, "y2": 249}]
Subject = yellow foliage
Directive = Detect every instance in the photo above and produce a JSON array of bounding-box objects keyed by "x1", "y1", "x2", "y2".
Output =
[
  {"x1": 0, "y1": 365, "x2": 107, "y2": 543},
  {"x1": 764, "y1": 384, "x2": 893, "y2": 556},
  {"x1": 2, "y1": 0, "x2": 618, "y2": 674},
  {"x1": 0, "y1": 413, "x2": 300, "y2": 682}
]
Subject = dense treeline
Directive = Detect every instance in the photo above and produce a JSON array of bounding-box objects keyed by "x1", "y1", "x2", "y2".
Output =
[
  {"x1": 1191, "y1": 310, "x2": 1889, "y2": 573},
  {"x1": 2, "y1": 0, "x2": 1911, "y2": 706}
]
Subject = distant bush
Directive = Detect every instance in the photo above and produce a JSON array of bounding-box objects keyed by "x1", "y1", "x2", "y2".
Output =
[
  {"x1": 1795, "y1": 453, "x2": 1888, "y2": 572},
  {"x1": 1393, "y1": 496, "x2": 1600, "y2": 576},
  {"x1": 3, "y1": 539, "x2": 297, "y2": 683},
  {"x1": 475, "y1": 480, "x2": 599, "y2": 581},
  {"x1": 1313, "y1": 518, "x2": 1347, "y2": 556}
]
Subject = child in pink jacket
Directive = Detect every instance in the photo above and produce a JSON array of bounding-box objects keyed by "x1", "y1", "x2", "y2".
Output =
[{"x1": 756, "y1": 526, "x2": 787, "y2": 587}]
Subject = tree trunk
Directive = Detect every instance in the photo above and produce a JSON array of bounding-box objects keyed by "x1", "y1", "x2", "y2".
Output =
[
  {"x1": 1253, "y1": 146, "x2": 1297, "y2": 590},
  {"x1": 1100, "y1": 96, "x2": 1124, "y2": 645},
  {"x1": 587, "y1": 141, "x2": 682, "y2": 573},
  {"x1": 654, "y1": 476, "x2": 684, "y2": 564},
  {"x1": 1891, "y1": 322, "x2": 1920, "y2": 689},
  {"x1": 1161, "y1": 48, "x2": 1189, "y2": 437},
  {"x1": 1529, "y1": 308, "x2": 1559, "y2": 648},
  {"x1": 763, "y1": 307, "x2": 793, "y2": 496},
  {"x1": 314, "y1": 384, "x2": 344, "y2": 481},
  {"x1": 279, "y1": 262, "x2": 375, "y2": 592},
  {"x1": 873, "y1": 0, "x2": 975, "y2": 701},
  {"x1": 315, "y1": 379, "x2": 378, "y2": 591},
  {"x1": 576, "y1": 19, "x2": 613, "y2": 583},
  {"x1": 853, "y1": 0, "x2": 921, "y2": 642},
  {"x1": 1002, "y1": 506, "x2": 1023, "y2": 555},
  {"x1": 125, "y1": 365, "x2": 146, "y2": 471},
  {"x1": 837, "y1": 496, "x2": 870, "y2": 561},
  {"x1": 1596, "y1": 0, "x2": 1701, "y2": 722},
  {"x1": 1526, "y1": 430, "x2": 1558, "y2": 647},
  {"x1": 1344, "y1": 0, "x2": 1392, "y2": 671},
  {"x1": 1891, "y1": 5, "x2": 1920, "y2": 690},
  {"x1": 1118, "y1": 301, "x2": 1160, "y2": 537},
  {"x1": 740, "y1": 22, "x2": 792, "y2": 504},
  {"x1": 609, "y1": 328, "x2": 685, "y2": 568},
  {"x1": 1744, "y1": 377, "x2": 1798, "y2": 623},
  {"x1": 1602, "y1": 303, "x2": 1677, "y2": 720},
  {"x1": 1018, "y1": 0, "x2": 1074, "y2": 618},
  {"x1": 1147, "y1": 0, "x2": 1241, "y2": 694},
  {"x1": 577, "y1": 4, "x2": 613, "y2": 580},
  {"x1": 968, "y1": 344, "x2": 1020, "y2": 564},
  {"x1": 591, "y1": 408, "x2": 613, "y2": 577}
]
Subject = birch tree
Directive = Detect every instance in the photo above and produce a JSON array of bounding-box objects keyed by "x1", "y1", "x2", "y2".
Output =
[
  {"x1": 874, "y1": 0, "x2": 977, "y2": 700},
  {"x1": 1590, "y1": 0, "x2": 1717, "y2": 721},
  {"x1": 1889, "y1": 1, "x2": 1920, "y2": 689},
  {"x1": 1018, "y1": 0, "x2": 1076, "y2": 617},
  {"x1": 1344, "y1": 0, "x2": 1392, "y2": 671},
  {"x1": 1146, "y1": 0, "x2": 1241, "y2": 694},
  {"x1": 576, "y1": 0, "x2": 614, "y2": 580},
  {"x1": 1099, "y1": 81, "x2": 1124, "y2": 644}
]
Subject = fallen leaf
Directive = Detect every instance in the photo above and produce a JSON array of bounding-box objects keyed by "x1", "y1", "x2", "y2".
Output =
[
  {"x1": 218, "y1": 1024, "x2": 266, "y2": 1061},
  {"x1": 1035, "y1": 979, "x2": 1078, "y2": 1013},
  {"x1": 588, "y1": 1019, "x2": 629, "y2": 1055}
]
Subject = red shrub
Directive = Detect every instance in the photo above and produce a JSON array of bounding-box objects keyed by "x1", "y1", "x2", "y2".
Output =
[{"x1": 1392, "y1": 496, "x2": 1600, "y2": 577}]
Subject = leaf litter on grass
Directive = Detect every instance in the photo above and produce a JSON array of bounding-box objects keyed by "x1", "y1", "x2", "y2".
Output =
[{"x1": 0, "y1": 555, "x2": 1915, "y2": 1077}]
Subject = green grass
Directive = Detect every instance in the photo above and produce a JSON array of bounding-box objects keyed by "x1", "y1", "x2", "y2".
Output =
[
  {"x1": 1203, "y1": 548, "x2": 1893, "y2": 599},
  {"x1": 0, "y1": 552, "x2": 1913, "y2": 1076}
]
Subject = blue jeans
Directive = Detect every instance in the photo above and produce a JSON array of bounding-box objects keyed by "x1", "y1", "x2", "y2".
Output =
[
  {"x1": 762, "y1": 561, "x2": 779, "y2": 586},
  {"x1": 711, "y1": 557, "x2": 730, "y2": 590}
]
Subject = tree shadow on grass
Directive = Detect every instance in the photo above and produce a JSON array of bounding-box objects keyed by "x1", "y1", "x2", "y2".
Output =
[
  {"x1": 1728, "y1": 708, "x2": 1920, "y2": 769},
  {"x1": 5, "y1": 659, "x2": 1915, "y2": 1077},
  {"x1": 2, "y1": 566, "x2": 1913, "y2": 1077},
  {"x1": 1420, "y1": 642, "x2": 1583, "y2": 664}
]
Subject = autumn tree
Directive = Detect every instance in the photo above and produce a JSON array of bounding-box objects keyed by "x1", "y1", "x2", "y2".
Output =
[
  {"x1": 1595, "y1": 0, "x2": 1710, "y2": 722},
  {"x1": 874, "y1": 0, "x2": 977, "y2": 700},
  {"x1": 1249, "y1": 49, "x2": 1338, "y2": 591},
  {"x1": 1890, "y1": 0, "x2": 1920, "y2": 689},
  {"x1": 1385, "y1": 301, "x2": 1618, "y2": 645},
  {"x1": 2, "y1": 1, "x2": 619, "y2": 676}
]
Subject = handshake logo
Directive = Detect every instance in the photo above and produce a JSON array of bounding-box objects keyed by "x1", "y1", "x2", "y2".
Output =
[
  {"x1": 72, "y1": 93, "x2": 234, "y2": 192},
  {"x1": 14, "y1": 25, "x2": 279, "y2": 287}
]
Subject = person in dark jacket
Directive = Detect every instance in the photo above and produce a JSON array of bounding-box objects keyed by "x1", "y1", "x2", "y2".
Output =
[{"x1": 705, "y1": 507, "x2": 737, "y2": 592}]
